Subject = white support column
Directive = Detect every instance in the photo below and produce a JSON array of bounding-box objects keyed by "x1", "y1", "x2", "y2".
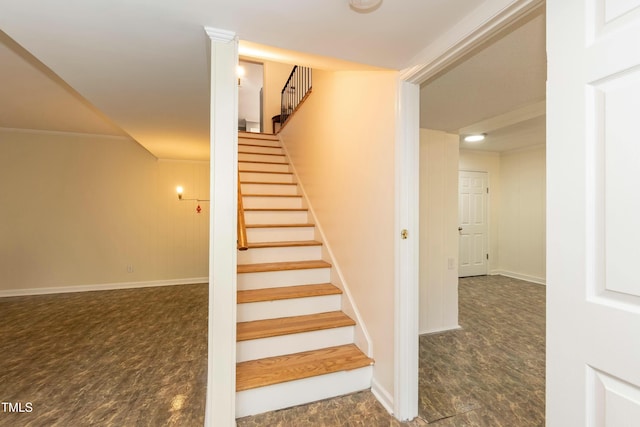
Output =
[
  {"x1": 394, "y1": 80, "x2": 420, "y2": 421},
  {"x1": 204, "y1": 27, "x2": 238, "y2": 427}
]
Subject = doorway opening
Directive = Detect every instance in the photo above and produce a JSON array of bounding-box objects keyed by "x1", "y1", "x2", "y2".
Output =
[{"x1": 238, "y1": 60, "x2": 264, "y2": 133}]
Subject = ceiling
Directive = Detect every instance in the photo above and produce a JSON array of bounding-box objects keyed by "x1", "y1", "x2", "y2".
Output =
[
  {"x1": 0, "y1": 0, "x2": 544, "y2": 159},
  {"x1": 421, "y1": 9, "x2": 547, "y2": 152}
]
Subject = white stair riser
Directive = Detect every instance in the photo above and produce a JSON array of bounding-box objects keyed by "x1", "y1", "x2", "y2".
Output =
[
  {"x1": 238, "y1": 153, "x2": 287, "y2": 163},
  {"x1": 241, "y1": 183, "x2": 298, "y2": 195},
  {"x1": 236, "y1": 366, "x2": 373, "y2": 418},
  {"x1": 237, "y1": 268, "x2": 331, "y2": 290},
  {"x1": 237, "y1": 294, "x2": 341, "y2": 322},
  {"x1": 238, "y1": 245, "x2": 322, "y2": 264},
  {"x1": 243, "y1": 196, "x2": 303, "y2": 209},
  {"x1": 236, "y1": 326, "x2": 354, "y2": 362},
  {"x1": 244, "y1": 210, "x2": 308, "y2": 225},
  {"x1": 239, "y1": 161, "x2": 290, "y2": 173},
  {"x1": 246, "y1": 226, "x2": 315, "y2": 243},
  {"x1": 238, "y1": 145, "x2": 283, "y2": 155},
  {"x1": 239, "y1": 171, "x2": 294, "y2": 183}
]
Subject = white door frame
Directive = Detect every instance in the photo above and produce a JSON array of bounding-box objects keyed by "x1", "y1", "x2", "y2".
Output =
[{"x1": 395, "y1": 0, "x2": 543, "y2": 421}]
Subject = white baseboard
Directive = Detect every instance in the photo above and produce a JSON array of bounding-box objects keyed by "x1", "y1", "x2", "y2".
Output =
[
  {"x1": 491, "y1": 270, "x2": 546, "y2": 285},
  {"x1": 419, "y1": 324, "x2": 462, "y2": 336},
  {"x1": 371, "y1": 377, "x2": 394, "y2": 416},
  {"x1": 0, "y1": 277, "x2": 208, "y2": 298}
]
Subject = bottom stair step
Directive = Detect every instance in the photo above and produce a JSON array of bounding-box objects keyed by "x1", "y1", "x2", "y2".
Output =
[
  {"x1": 236, "y1": 344, "x2": 373, "y2": 391},
  {"x1": 236, "y1": 344, "x2": 374, "y2": 418}
]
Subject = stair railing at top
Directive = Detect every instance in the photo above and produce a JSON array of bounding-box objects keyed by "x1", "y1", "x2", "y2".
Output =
[
  {"x1": 280, "y1": 65, "x2": 312, "y2": 128},
  {"x1": 237, "y1": 171, "x2": 248, "y2": 251}
]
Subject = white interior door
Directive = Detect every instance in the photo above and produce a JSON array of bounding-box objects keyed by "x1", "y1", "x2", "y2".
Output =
[
  {"x1": 547, "y1": 0, "x2": 640, "y2": 425},
  {"x1": 458, "y1": 171, "x2": 488, "y2": 277}
]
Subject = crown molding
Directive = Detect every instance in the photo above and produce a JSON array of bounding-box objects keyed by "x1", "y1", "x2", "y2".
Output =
[{"x1": 204, "y1": 27, "x2": 237, "y2": 43}]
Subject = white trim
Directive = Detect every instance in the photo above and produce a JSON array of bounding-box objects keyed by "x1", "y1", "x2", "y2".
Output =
[
  {"x1": 204, "y1": 27, "x2": 239, "y2": 427},
  {"x1": 394, "y1": 2, "x2": 544, "y2": 421},
  {"x1": 277, "y1": 135, "x2": 373, "y2": 356},
  {"x1": 491, "y1": 270, "x2": 546, "y2": 285},
  {"x1": 0, "y1": 126, "x2": 131, "y2": 141},
  {"x1": 371, "y1": 377, "x2": 395, "y2": 416},
  {"x1": 204, "y1": 27, "x2": 237, "y2": 43},
  {"x1": 400, "y1": 0, "x2": 544, "y2": 84},
  {"x1": 0, "y1": 277, "x2": 207, "y2": 298},
  {"x1": 419, "y1": 325, "x2": 462, "y2": 336},
  {"x1": 393, "y1": 80, "x2": 420, "y2": 421}
]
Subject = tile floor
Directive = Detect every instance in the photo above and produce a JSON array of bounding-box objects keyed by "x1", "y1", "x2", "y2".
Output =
[{"x1": 0, "y1": 275, "x2": 544, "y2": 426}]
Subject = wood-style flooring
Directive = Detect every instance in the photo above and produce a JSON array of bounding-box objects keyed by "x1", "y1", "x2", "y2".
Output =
[{"x1": 0, "y1": 275, "x2": 544, "y2": 426}]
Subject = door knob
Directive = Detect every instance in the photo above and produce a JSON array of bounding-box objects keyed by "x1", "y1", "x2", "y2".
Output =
[{"x1": 458, "y1": 227, "x2": 463, "y2": 231}]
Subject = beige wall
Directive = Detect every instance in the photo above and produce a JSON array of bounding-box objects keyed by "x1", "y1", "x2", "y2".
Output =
[
  {"x1": 262, "y1": 60, "x2": 295, "y2": 133},
  {"x1": 419, "y1": 129, "x2": 460, "y2": 334},
  {"x1": 498, "y1": 146, "x2": 546, "y2": 283},
  {"x1": 458, "y1": 149, "x2": 501, "y2": 273},
  {"x1": 459, "y1": 146, "x2": 546, "y2": 283},
  {"x1": 0, "y1": 128, "x2": 209, "y2": 294},
  {"x1": 279, "y1": 69, "x2": 398, "y2": 400}
]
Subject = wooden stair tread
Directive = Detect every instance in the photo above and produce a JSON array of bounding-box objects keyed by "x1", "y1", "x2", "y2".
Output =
[
  {"x1": 243, "y1": 193, "x2": 301, "y2": 198},
  {"x1": 238, "y1": 283, "x2": 341, "y2": 304},
  {"x1": 237, "y1": 260, "x2": 330, "y2": 274},
  {"x1": 238, "y1": 143, "x2": 281, "y2": 149},
  {"x1": 237, "y1": 311, "x2": 354, "y2": 342},
  {"x1": 238, "y1": 160, "x2": 289, "y2": 165},
  {"x1": 245, "y1": 223, "x2": 314, "y2": 229},
  {"x1": 247, "y1": 240, "x2": 321, "y2": 249},
  {"x1": 239, "y1": 170, "x2": 292, "y2": 175},
  {"x1": 244, "y1": 208, "x2": 307, "y2": 212},
  {"x1": 241, "y1": 181, "x2": 297, "y2": 186},
  {"x1": 238, "y1": 151, "x2": 284, "y2": 157},
  {"x1": 236, "y1": 344, "x2": 373, "y2": 391},
  {"x1": 239, "y1": 132, "x2": 278, "y2": 140}
]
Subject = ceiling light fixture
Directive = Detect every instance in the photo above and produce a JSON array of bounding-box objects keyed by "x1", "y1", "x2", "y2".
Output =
[
  {"x1": 464, "y1": 134, "x2": 486, "y2": 143},
  {"x1": 349, "y1": 0, "x2": 383, "y2": 13}
]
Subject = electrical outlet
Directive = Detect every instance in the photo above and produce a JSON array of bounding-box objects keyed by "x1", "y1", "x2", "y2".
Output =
[
  {"x1": 126, "y1": 264, "x2": 134, "y2": 273},
  {"x1": 447, "y1": 258, "x2": 455, "y2": 270}
]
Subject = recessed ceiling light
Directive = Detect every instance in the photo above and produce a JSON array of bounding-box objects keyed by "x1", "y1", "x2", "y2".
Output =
[
  {"x1": 349, "y1": 0, "x2": 383, "y2": 13},
  {"x1": 464, "y1": 134, "x2": 486, "y2": 143}
]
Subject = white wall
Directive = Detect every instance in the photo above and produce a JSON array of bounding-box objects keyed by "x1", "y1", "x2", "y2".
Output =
[
  {"x1": 419, "y1": 129, "x2": 459, "y2": 334},
  {"x1": 0, "y1": 128, "x2": 209, "y2": 294},
  {"x1": 497, "y1": 145, "x2": 546, "y2": 283},
  {"x1": 279, "y1": 69, "x2": 398, "y2": 404}
]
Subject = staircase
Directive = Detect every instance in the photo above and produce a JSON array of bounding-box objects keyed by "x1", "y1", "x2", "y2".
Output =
[{"x1": 235, "y1": 131, "x2": 373, "y2": 418}]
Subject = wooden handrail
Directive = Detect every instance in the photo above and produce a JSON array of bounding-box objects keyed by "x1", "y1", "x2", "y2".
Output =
[{"x1": 237, "y1": 171, "x2": 248, "y2": 251}]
